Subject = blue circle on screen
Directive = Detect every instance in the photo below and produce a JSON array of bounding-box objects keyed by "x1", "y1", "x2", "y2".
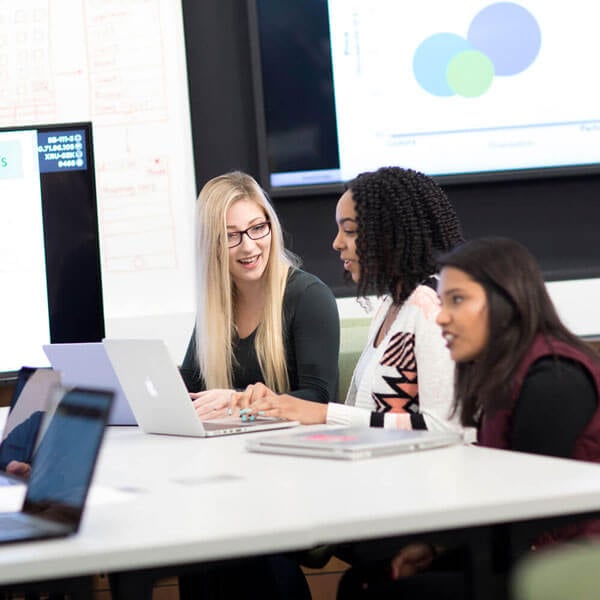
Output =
[
  {"x1": 467, "y1": 2, "x2": 541, "y2": 76},
  {"x1": 413, "y1": 33, "x2": 473, "y2": 97}
]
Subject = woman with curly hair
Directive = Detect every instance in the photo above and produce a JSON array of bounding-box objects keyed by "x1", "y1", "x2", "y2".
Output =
[{"x1": 234, "y1": 166, "x2": 464, "y2": 433}]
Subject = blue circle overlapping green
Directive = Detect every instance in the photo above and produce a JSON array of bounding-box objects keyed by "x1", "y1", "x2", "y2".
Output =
[{"x1": 413, "y1": 2, "x2": 541, "y2": 98}]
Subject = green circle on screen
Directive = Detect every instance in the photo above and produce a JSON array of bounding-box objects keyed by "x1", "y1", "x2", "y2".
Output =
[{"x1": 447, "y1": 50, "x2": 494, "y2": 98}]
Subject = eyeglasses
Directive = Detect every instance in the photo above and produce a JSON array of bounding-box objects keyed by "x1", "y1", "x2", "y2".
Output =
[{"x1": 226, "y1": 221, "x2": 271, "y2": 248}]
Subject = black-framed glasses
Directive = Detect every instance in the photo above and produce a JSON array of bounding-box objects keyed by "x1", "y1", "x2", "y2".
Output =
[{"x1": 226, "y1": 221, "x2": 271, "y2": 248}]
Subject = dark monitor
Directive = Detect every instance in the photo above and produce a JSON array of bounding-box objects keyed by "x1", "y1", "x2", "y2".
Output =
[
  {"x1": 248, "y1": 1, "x2": 600, "y2": 195},
  {"x1": 0, "y1": 122, "x2": 104, "y2": 375}
]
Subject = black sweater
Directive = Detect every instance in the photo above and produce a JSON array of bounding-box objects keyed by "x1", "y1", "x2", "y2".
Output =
[
  {"x1": 511, "y1": 356, "x2": 597, "y2": 457},
  {"x1": 180, "y1": 269, "x2": 340, "y2": 403}
]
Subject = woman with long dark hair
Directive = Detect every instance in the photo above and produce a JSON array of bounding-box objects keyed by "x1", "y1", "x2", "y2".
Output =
[
  {"x1": 437, "y1": 236, "x2": 600, "y2": 465},
  {"x1": 338, "y1": 237, "x2": 600, "y2": 599}
]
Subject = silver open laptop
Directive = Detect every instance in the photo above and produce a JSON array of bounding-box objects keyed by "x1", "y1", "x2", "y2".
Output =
[
  {"x1": 102, "y1": 338, "x2": 299, "y2": 437},
  {"x1": 43, "y1": 343, "x2": 137, "y2": 426},
  {"x1": 246, "y1": 426, "x2": 463, "y2": 460}
]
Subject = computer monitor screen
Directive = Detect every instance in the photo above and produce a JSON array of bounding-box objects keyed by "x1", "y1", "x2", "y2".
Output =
[
  {"x1": 0, "y1": 122, "x2": 104, "y2": 374},
  {"x1": 249, "y1": 0, "x2": 600, "y2": 194}
]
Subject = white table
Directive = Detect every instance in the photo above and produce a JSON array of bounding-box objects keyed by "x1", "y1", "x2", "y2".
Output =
[{"x1": 1, "y1": 425, "x2": 600, "y2": 598}]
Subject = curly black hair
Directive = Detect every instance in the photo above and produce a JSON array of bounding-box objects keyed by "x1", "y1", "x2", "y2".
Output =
[{"x1": 348, "y1": 166, "x2": 463, "y2": 304}]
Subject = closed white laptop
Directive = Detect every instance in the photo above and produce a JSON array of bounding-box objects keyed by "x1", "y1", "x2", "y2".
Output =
[
  {"x1": 246, "y1": 426, "x2": 463, "y2": 460},
  {"x1": 43, "y1": 343, "x2": 136, "y2": 426},
  {"x1": 102, "y1": 338, "x2": 300, "y2": 437}
]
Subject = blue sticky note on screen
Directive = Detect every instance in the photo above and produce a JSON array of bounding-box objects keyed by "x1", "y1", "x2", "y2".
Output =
[{"x1": 0, "y1": 141, "x2": 23, "y2": 179}]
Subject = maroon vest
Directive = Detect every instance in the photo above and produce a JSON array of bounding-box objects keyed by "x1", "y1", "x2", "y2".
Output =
[{"x1": 479, "y1": 334, "x2": 600, "y2": 543}]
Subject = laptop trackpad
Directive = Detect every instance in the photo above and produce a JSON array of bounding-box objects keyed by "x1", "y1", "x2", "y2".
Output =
[{"x1": 202, "y1": 416, "x2": 283, "y2": 431}]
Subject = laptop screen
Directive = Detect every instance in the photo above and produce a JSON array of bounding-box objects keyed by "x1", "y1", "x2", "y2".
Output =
[
  {"x1": 22, "y1": 387, "x2": 113, "y2": 527},
  {"x1": 0, "y1": 368, "x2": 60, "y2": 472}
]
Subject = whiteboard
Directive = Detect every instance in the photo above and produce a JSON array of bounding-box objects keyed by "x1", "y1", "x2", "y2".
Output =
[{"x1": 0, "y1": 0, "x2": 197, "y2": 362}]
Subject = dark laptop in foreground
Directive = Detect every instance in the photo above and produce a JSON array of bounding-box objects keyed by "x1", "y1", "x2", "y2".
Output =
[
  {"x1": 0, "y1": 387, "x2": 113, "y2": 544},
  {"x1": 102, "y1": 338, "x2": 299, "y2": 437},
  {"x1": 246, "y1": 426, "x2": 463, "y2": 460},
  {"x1": 43, "y1": 342, "x2": 137, "y2": 426}
]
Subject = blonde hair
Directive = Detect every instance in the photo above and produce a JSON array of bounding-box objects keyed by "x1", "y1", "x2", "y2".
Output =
[{"x1": 194, "y1": 171, "x2": 299, "y2": 391}]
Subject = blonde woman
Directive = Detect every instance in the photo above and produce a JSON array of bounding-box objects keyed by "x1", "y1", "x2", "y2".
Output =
[{"x1": 180, "y1": 171, "x2": 339, "y2": 419}]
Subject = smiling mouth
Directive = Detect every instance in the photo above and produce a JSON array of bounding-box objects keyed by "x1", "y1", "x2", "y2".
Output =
[{"x1": 238, "y1": 255, "x2": 260, "y2": 265}]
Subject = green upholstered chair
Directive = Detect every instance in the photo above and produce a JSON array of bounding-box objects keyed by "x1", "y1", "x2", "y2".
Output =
[
  {"x1": 338, "y1": 317, "x2": 371, "y2": 401},
  {"x1": 512, "y1": 542, "x2": 600, "y2": 600}
]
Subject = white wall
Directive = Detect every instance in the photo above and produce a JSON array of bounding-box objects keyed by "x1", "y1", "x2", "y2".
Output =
[
  {"x1": 1, "y1": 0, "x2": 197, "y2": 372},
  {"x1": 337, "y1": 278, "x2": 600, "y2": 338},
  {"x1": 105, "y1": 276, "x2": 600, "y2": 366},
  {"x1": 546, "y1": 278, "x2": 600, "y2": 338}
]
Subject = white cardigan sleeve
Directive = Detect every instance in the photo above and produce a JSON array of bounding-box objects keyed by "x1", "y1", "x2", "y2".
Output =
[
  {"x1": 326, "y1": 401, "x2": 372, "y2": 427},
  {"x1": 326, "y1": 289, "x2": 463, "y2": 434},
  {"x1": 326, "y1": 299, "x2": 386, "y2": 427}
]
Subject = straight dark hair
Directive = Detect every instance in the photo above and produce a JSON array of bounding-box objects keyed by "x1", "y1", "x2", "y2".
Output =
[{"x1": 438, "y1": 237, "x2": 600, "y2": 427}]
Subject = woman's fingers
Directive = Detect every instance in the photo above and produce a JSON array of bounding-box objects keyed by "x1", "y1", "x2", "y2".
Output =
[
  {"x1": 194, "y1": 403, "x2": 230, "y2": 420},
  {"x1": 239, "y1": 395, "x2": 282, "y2": 420},
  {"x1": 231, "y1": 385, "x2": 254, "y2": 411},
  {"x1": 192, "y1": 389, "x2": 234, "y2": 419},
  {"x1": 390, "y1": 544, "x2": 436, "y2": 580},
  {"x1": 232, "y1": 383, "x2": 273, "y2": 411},
  {"x1": 192, "y1": 385, "x2": 281, "y2": 420}
]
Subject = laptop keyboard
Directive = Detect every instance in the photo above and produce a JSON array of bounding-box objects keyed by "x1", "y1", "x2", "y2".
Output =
[
  {"x1": 0, "y1": 514, "x2": 69, "y2": 542},
  {"x1": 0, "y1": 475, "x2": 23, "y2": 486},
  {"x1": 0, "y1": 518, "x2": 36, "y2": 534}
]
